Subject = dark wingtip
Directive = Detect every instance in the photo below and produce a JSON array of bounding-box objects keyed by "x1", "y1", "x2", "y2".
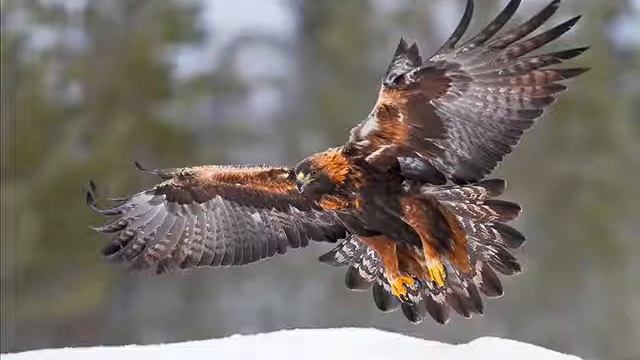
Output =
[
  {"x1": 101, "y1": 242, "x2": 123, "y2": 257},
  {"x1": 434, "y1": 0, "x2": 474, "y2": 56},
  {"x1": 460, "y1": 0, "x2": 521, "y2": 50},
  {"x1": 555, "y1": 46, "x2": 590, "y2": 60},
  {"x1": 556, "y1": 15, "x2": 583, "y2": 37},
  {"x1": 134, "y1": 160, "x2": 177, "y2": 179},
  {"x1": 134, "y1": 160, "x2": 147, "y2": 171},
  {"x1": 544, "y1": 0, "x2": 562, "y2": 13},
  {"x1": 560, "y1": 68, "x2": 590, "y2": 80},
  {"x1": 89, "y1": 179, "x2": 97, "y2": 193},
  {"x1": 487, "y1": 0, "x2": 563, "y2": 50},
  {"x1": 85, "y1": 182, "x2": 96, "y2": 207},
  {"x1": 85, "y1": 180, "x2": 122, "y2": 216}
]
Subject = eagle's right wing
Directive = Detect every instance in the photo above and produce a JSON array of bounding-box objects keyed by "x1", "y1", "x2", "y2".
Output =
[
  {"x1": 87, "y1": 164, "x2": 347, "y2": 274},
  {"x1": 347, "y1": 0, "x2": 588, "y2": 184}
]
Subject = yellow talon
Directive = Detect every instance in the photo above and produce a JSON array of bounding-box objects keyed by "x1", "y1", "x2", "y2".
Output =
[
  {"x1": 389, "y1": 275, "x2": 416, "y2": 298},
  {"x1": 427, "y1": 261, "x2": 447, "y2": 287}
]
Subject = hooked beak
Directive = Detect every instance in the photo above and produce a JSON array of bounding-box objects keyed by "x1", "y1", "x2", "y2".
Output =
[{"x1": 295, "y1": 172, "x2": 311, "y2": 193}]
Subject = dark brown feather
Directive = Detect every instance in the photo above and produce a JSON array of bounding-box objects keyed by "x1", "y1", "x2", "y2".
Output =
[
  {"x1": 458, "y1": 0, "x2": 521, "y2": 53},
  {"x1": 401, "y1": 301, "x2": 426, "y2": 324},
  {"x1": 424, "y1": 294, "x2": 450, "y2": 324},
  {"x1": 433, "y1": 0, "x2": 474, "y2": 56},
  {"x1": 372, "y1": 282, "x2": 401, "y2": 313},
  {"x1": 345, "y1": 265, "x2": 371, "y2": 290}
]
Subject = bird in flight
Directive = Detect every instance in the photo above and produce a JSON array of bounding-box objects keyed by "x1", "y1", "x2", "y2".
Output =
[{"x1": 87, "y1": 0, "x2": 588, "y2": 324}]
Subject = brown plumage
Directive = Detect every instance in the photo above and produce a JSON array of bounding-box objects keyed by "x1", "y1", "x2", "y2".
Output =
[{"x1": 89, "y1": 0, "x2": 587, "y2": 324}]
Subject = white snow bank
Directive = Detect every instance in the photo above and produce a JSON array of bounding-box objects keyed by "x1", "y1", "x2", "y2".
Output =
[{"x1": 2, "y1": 328, "x2": 581, "y2": 360}]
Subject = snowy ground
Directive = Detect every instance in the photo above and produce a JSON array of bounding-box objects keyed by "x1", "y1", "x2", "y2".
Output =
[{"x1": 2, "y1": 328, "x2": 581, "y2": 360}]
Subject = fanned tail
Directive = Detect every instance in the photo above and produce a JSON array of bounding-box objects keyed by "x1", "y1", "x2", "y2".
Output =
[{"x1": 319, "y1": 179, "x2": 524, "y2": 324}]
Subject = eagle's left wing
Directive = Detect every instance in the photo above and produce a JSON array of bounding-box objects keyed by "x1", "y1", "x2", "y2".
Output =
[
  {"x1": 348, "y1": 0, "x2": 588, "y2": 184},
  {"x1": 88, "y1": 164, "x2": 347, "y2": 273}
]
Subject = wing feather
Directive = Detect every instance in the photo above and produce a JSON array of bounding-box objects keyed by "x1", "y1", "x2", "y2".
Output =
[
  {"x1": 457, "y1": 0, "x2": 521, "y2": 53},
  {"x1": 433, "y1": 0, "x2": 474, "y2": 57}
]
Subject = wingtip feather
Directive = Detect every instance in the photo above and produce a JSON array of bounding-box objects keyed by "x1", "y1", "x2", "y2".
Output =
[{"x1": 434, "y1": 0, "x2": 474, "y2": 55}]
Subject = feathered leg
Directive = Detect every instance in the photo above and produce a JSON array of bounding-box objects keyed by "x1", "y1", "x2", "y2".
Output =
[
  {"x1": 359, "y1": 235, "x2": 415, "y2": 299},
  {"x1": 400, "y1": 196, "x2": 471, "y2": 288}
]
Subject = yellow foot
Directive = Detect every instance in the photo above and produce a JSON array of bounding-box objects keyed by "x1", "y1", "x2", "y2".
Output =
[
  {"x1": 389, "y1": 275, "x2": 416, "y2": 298},
  {"x1": 427, "y1": 261, "x2": 447, "y2": 288}
]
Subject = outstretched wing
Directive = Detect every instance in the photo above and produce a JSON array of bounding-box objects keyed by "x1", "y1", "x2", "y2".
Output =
[
  {"x1": 88, "y1": 164, "x2": 347, "y2": 273},
  {"x1": 348, "y1": 0, "x2": 588, "y2": 184}
]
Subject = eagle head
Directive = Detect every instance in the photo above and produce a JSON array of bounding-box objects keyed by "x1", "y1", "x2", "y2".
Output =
[{"x1": 294, "y1": 147, "x2": 351, "y2": 199}]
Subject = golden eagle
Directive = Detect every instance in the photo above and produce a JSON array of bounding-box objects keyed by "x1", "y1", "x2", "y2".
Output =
[{"x1": 87, "y1": 0, "x2": 588, "y2": 324}]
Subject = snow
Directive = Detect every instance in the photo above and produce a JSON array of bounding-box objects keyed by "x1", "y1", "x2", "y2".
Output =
[{"x1": 2, "y1": 328, "x2": 581, "y2": 360}]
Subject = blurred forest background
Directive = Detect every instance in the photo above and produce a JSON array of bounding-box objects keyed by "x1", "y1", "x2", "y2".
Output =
[{"x1": 1, "y1": 0, "x2": 639, "y2": 359}]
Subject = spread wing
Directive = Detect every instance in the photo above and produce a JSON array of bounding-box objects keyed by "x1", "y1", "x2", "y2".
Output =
[
  {"x1": 348, "y1": 0, "x2": 588, "y2": 184},
  {"x1": 87, "y1": 164, "x2": 347, "y2": 273}
]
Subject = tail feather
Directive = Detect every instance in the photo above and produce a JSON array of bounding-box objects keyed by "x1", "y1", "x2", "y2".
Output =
[
  {"x1": 441, "y1": 199, "x2": 520, "y2": 223},
  {"x1": 318, "y1": 178, "x2": 523, "y2": 324},
  {"x1": 423, "y1": 179, "x2": 505, "y2": 201},
  {"x1": 345, "y1": 265, "x2": 372, "y2": 290},
  {"x1": 493, "y1": 222, "x2": 526, "y2": 249},
  {"x1": 318, "y1": 237, "x2": 363, "y2": 266},
  {"x1": 472, "y1": 241, "x2": 522, "y2": 275},
  {"x1": 424, "y1": 293, "x2": 450, "y2": 324},
  {"x1": 475, "y1": 261, "x2": 504, "y2": 298},
  {"x1": 372, "y1": 282, "x2": 401, "y2": 312},
  {"x1": 401, "y1": 302, "x2": 426, "y2": 324},
  {"x1": 447, "y1": 290, "x2": 472, "y2": 318}
]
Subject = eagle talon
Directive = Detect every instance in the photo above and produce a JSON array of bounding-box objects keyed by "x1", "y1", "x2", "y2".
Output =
[
  {"x1": 389, "y1": 274, "x2": 416, "y2": 298},
  {"x1": 426, "y1": 261, "x2": 447, "y2": 288}
]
